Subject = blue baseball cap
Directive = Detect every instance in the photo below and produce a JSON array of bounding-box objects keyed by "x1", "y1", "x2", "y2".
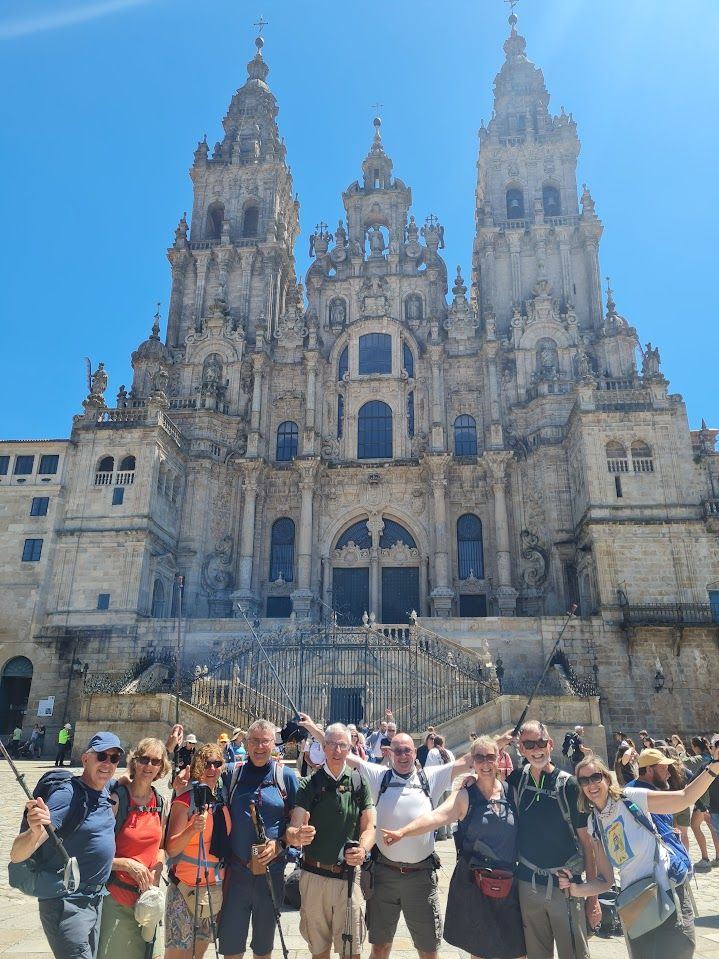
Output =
[{"x1": 84, "y1": 731, "x2": 124, "y2": 754}]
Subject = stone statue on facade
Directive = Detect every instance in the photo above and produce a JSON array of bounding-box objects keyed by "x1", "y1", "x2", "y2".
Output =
[
  {"x1": 90, "y1": 362, "x2": 108, "y2": 398},
  {"x1": 642, "y1": 342, "x2": 661, "y2": 377}
]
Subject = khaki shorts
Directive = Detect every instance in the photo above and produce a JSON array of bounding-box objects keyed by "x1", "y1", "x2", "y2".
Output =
[
  {"x1": 367, "y1": 860, "x2": 442, "y2": 951},
  {"x1": 299, "y1": 869, "x2": 366, "y2": 956}
]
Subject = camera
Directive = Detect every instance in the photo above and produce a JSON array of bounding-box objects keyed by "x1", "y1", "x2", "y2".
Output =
[{"x1": 192, "y1": 781, "x2": 215, "y2": 809}]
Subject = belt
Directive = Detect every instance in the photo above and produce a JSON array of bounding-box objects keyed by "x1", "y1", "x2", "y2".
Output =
[
  {"x1": 301, "y1": 856, "x2": 344, "y2": 879},
  {"x1": 377, "y1": 860, "x2": 429, "y2": 874},
  {"x1": 376, "y1": 853, "x2": 435, "y2": 874}
]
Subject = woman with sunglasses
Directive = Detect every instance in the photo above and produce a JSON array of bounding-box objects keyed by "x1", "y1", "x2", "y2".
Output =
[
  {"x1": 165, "y1": 742, "x2": 230, "y2": 959},
  {"x1": 97, "y1": 738, "x2": 170, "y2": 959},
  {"x1": 383, "y1": 735, "x2": 526, "y2": 959},
  {"x1": 349, "y1": 729, "x2": 367, "y2": 759},
  {"x1": 559, "y1": 754, "x2": 719, "y2": 958}
]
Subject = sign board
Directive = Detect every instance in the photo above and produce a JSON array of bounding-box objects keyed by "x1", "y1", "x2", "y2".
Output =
[{"x1": 37, "y1": 696, "x2": 55, "y2": 717}]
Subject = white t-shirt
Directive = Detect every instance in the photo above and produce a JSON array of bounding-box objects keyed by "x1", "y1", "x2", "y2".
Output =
[
  {"x1": 355, "y1": 758, "x2": 454, "y2": 863},
  {"x1": 372, "y1": 731, "x2": 386, "y2": 760},
  {"x1": 305, "y1": 738, "x2": 325, "y2": 766},
  {"x1": 425, "y1": 746, "x2": 455, "y2": 768},
  {"x1": 590, "y1": 787, "x2": 671, "y2": 891}
]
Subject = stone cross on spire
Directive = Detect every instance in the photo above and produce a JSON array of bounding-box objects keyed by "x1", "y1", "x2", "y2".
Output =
[{"x1": 253, "y1": 15, "x2": 268, "y2": 34}]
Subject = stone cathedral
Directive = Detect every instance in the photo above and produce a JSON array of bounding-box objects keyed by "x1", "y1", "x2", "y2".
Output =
[{"x1": 1, "y1": 14, "x2": 718, "y2": 746}]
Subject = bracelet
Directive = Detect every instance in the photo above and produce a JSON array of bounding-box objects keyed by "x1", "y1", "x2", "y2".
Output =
[{"x1": 706, "y1": 767, "x2": 718, "y2": 780}]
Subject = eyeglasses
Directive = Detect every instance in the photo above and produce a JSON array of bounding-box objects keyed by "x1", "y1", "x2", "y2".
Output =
[
  {"x1": 520, "y1": 739, "x2": 549, "y2": 750},
  {"x1": 577, "y1": 772, "x2": 604, "y2": 787},
  {"x1": 473, "y1": 753, "x2": 498, "y2": 763},
  {"x1": 248, "y1": 738, "x2": 274, "y2": 747},
  {"x1": 94, "y1": 751, "x2": 122, "y2": 764},
  {"x1": 136, "y1": 756, "x2": 163, "y2": 767},
  {"x1": 204, "y1": 760, "x2": 223, "y2": 769},
  {"x1": 325, "y1": 741, "x2": 350, "y2": 751},
  {"x1": 391, "y1": 747, "x2": 414, "y2": 756}
]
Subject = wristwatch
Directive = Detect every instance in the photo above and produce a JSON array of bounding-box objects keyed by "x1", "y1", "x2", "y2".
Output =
[
  {"x1": 363, "y1": 847, "x2": 372, "y2": 862},
  {"x1": 706, "y1": 766, "x2": 718, "y2": 779}
]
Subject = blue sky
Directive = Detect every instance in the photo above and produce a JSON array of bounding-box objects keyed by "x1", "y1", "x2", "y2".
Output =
[{"x1": 1, "y1": 0, "x2": 717, "y2": 439}]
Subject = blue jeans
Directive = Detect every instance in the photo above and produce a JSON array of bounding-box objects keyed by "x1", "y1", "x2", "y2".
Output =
[
  {"x1": 39, "y1": 894, "x2": 103, "y2": 959},
  {"x1": 711, "y1": 812, "x2": 719, "y2": 838}
]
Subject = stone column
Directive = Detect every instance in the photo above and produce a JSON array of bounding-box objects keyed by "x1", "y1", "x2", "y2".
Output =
[
  {"x1": 304, "y1": 354, "x2": 318, "y2": 454},
  {"x1": 194, "y1": 256, "x2": 208, "y2": 329},
  {"x1": 367, "y1": 513, "x2": 385, "y2": 621},
  {"x1": 427, "y1": 455, "x2": 454, "y2": 616},
  {"x1": 428, "y1": 343, "x2": 445, "y2": 451},
  {"x1": 583, "y1": 236, "x2": 602, "y2": 326},
  {"x1": 508, "y1": 233, "x2": 522, "y2": 304},
  {"x1": 246, "y1": 354, "x2": 264, "y2": 458},
  {"x1": 484, "y1": 452, "x2": 517, "y2": 616},
  {"x1": 231, "y1": 462, "x2": 263, "y2": 615},
  {"x1": 292, "y1": 459, "x2": 320, "y2": 619}
]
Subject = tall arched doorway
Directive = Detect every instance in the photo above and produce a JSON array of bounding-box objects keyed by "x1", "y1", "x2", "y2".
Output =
[
  {"x1": 331, "y1": 517, "x2": 421, "y2": 625},
  {"x1": 0, "y1": 656, "x2": 33, "y2": 733}
]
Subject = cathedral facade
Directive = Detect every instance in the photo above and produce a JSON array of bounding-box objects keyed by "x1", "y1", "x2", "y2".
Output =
[{"x1": 1, "y1": 16, "x2": 718, "y2": 741}]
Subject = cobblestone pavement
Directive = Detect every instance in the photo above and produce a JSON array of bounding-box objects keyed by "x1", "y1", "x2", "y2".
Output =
[{"x1": 1, "y1": 761, "x2": 719, "y2": 958}]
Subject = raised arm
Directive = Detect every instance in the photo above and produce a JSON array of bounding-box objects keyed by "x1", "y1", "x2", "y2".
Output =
[
  {"x1": 646, "y1": 761, "x2": 719, "y2": 815},
  {"x1": 382, "y1": 786, "x2": 469, "y2": 845}
]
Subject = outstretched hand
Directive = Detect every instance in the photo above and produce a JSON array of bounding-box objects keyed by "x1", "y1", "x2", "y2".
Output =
[{"x1": 381, "y1": 828, "x2": 405, "y2": 846}]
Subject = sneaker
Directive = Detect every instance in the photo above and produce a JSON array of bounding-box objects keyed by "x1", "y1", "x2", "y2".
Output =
[
  {"x1": 710, "y1": 858, "x2": 719, "y2": 867},
  {"x1": 694, "y1": 858, "x2": 712, "y2": 872}
]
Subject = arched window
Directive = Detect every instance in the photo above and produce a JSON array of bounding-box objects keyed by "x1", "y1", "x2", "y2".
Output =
[
  {"x1": 338, "y1": 346, "x2": 348, "y2": 381},
  {"x1": 276, "y1": 421, "x2": 299, "y2": 462},
  {"x1": 359, "y1": 333, "x2": 392, "y2": 375},
  {"x1": 631, "y1": 441, "x2": 654, "y2": 473},
  {"x1": 151, "y1": 579, "x2": 165, "y2": 618},
  {"x1": 242, "y1": 204, "x2": 259, "y2": 238},
  {"x1": 358, "y1": 401, "x2": 392, "y2": 459},
  {"x1": 119, "y1": 455, "x2": 136, "y2": 471},
  {"x1": 542, "y1": 185, "x2": 561, "y2": 217},
  {"x1": 506, "y1": 188, "x2": 525, "y2": 220},
  {"x1": 337, "y1": 520, "x2": 371, "y2": 550},
  {"x1": 402, "y1": 342, "x2": 415, "y2": 378},
  {"x1": 97, "y1": 456, "x2": 114, "y2": 473},
  {"x1": 454, "y1": 415, "x2": 478, "y2": 456},
  {"x1": 457, "y1": 514, "x2": 484, "y2": 579},
  {"x1": 380, "y1": 521, "x2": 416, "y2": 549},
  {"x1": 606, "y1": 441, "x2": 628, "y2": 473},
  {"x1": 206, "y1": 201, "x2": 224, "y2": 241},
  {"x1": 269, "y1": 518, "x2": 295, "y2": 582}
]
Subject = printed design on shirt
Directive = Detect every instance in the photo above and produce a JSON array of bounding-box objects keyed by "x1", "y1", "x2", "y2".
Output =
[{"x1": 605, "y1": 815, "x2": 635, "y2": 867}]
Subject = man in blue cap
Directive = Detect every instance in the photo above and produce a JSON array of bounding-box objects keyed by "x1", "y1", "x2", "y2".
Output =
[{"x1": 10, "y1": 731, "x2": 124, "y2": 959}]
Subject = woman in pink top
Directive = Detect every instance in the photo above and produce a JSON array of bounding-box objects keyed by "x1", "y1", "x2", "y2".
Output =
[{"x1": 496, "y1": 745, "x2": 514, "y2": 782}]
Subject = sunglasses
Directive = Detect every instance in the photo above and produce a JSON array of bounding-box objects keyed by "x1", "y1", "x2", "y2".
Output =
[
  {"x1": 204, "y1": 760, "x2": 223, "y2": 769},
  {"x1": 391, "y1": 747, "x2": 413, "y2": 756},
  {"x1": 520, "y1": 739, "x2": 549, "y2": 750},
  {"x1": 136, "y1": 756, "x2": 163, "y2": 767},
  {"x1": 94, "y1": 751, "x2": 122, "y2": 764},
  {"x1": 473, "y1": 753, "x2": 498, "y2": 763},
  {"x1": 577, "y1": 772, "x2": 604, "y2": 787}
]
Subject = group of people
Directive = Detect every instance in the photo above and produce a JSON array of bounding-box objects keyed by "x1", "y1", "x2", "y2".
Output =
[{"x1": 8, "y1": 714, "x2": 719, "y2": 959}]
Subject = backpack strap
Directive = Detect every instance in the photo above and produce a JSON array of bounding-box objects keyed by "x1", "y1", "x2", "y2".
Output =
[
  {"x1": 378, "y1": 768, "x2": 393, "y2": 799},
  {"x1": 114, "y1": 784, "x2": 163, "y2": 835}
]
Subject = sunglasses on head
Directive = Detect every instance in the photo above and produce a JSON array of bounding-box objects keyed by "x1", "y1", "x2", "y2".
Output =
[
  {"x1": 204, "y1": 760, "x2": 223, "y2": 769},
  {"x1": 94, "y1": 751, "x2": 122, "y2": 764},
  {"x1": 136, "y1": 756, "x2": 163, "y2": 767},
  {"x1": 577, "y1": 772, "x2": 604, "y2": 787},
  {"x1": 520, "y1": 739, "x2": 549, "y2": 750}
]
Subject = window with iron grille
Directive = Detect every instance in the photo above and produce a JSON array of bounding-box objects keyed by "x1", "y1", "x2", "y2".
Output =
[
  {"x1": 337, "y1": 520, "x2": 371, "y2": 550},
  {"x1": 358, "y1": 401, "x2": 392, "y2": 459},
  {"x1": 22, "y1": 538, "x2": 43, "y2": 562},
  {"x1": 30, "y1": 497, "x2": 49, "y2": 517},
  {"x1": 39, "y1": 454, "x2": 59, "y2": 475},
  {"x1": 337, "y1": 395, "x2": 344, "y2": 439},
  {"x1": 407, "y1": 392, "x2": 415, "y2": 438},
  {"x1": 112, "y1": 487, "x2": 124, "y2": 505},
  {"x1": 358, "y1": 333, "x2": 392, "y2": 375},
  {"x1": 276, "y1": 421, "x2": 299, "y2": 462},
  {"x1": 266, "y1": 596, "x2": 292, "y2": 618},
  {"x1": 269, "y1": 518, "x2": 295, "y2": 582},
  {"x1": 379, "y1": 520, "x2": 415, "y2": 549},
  {"x1": 457, "y1": 514, "x2": 483, "y2": 579}
]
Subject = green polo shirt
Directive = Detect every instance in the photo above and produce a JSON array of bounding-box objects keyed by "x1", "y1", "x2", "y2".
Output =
[{"x1": 297, "y1": 765, "x2": 373, "y2": 865}]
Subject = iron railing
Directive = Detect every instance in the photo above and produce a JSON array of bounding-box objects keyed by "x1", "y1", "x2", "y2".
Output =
[{"x1": 620, "y1": 603, "x2": 718, "y2": 627}]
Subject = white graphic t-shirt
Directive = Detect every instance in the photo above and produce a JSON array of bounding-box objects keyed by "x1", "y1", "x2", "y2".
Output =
[{"x1": 589, "y1": 787, "x2": 671, "y2": 891}]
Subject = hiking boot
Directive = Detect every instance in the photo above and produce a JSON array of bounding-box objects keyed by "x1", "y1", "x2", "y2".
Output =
[
  {"x1": 694, "y1": 858, "x2": 712, "y2": 872},
  {"x1": 709, "y1": 858, "x2": 719, "y2": 867}
]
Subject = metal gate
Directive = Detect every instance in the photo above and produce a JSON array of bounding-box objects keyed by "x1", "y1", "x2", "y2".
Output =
[
  {"x1": 184, "y1": 623, "x2": 491, "y2": 733},
  {"x1": 332, "y1": 569, "x2": 369, "y2": 626},
  {"x1": 381, "y1": 568, "x2": 419, "y2": 624}
]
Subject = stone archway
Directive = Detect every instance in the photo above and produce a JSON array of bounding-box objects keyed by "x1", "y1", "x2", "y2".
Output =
[{"x1": 0, "y1": 656, "x2": 33, "y2": 734}]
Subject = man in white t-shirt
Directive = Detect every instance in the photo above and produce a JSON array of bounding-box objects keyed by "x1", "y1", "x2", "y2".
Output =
[{"x1": 349, "y1": 732, "x2": 471, "y2": 959}]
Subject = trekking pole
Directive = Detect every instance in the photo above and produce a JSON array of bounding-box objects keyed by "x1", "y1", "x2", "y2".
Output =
[
  {"x1": 249, "y1": 800, "x2": 290, "y2": 959},
  {"x1": 510, "y1": 604, "x2": 577, "y2": 737},
  {"x1": 191, "y1": 851, "x2": 202, "y2": 959},
  {"x1": 555, "y1": 871, "x2": 579, "y2": 959},
  {"x1": 341, "y1": 841, "x2": 359, "y2": 959},
  {"x1": 236, "y1": 604, "x2": 302, "y2": 717},
  {"x1": 198, "y1": 833, "x2": 221, "y2": 958},
  {"x1": 0, "y1": 738, "x2": 80, "y2": 892}
]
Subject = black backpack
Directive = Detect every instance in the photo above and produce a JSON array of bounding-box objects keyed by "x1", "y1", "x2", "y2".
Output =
[
  {"x1": 113, "y1": 783, "x2": 164, "y2": 834},
  {"x1": 561, "y1": 732, "x2": 574, "y2": 757},
  {"x1": 8, "y1": 770, "x2": 89, "y2": 898}
]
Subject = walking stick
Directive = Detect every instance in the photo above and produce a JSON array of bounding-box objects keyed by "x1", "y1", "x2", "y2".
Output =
[
  {"x1": 510, "y1": 604, "x2": 577, "y2": 737},
  {"x1": 564, "y1": 887, "x2": 579, "y2": 959},
  {"x1": 341, "y1": 842, "x2": 360, "y2": 959},
  {"x1": 191, "y1": 850, "x2": 202, "y2": 959},
  {"x1": 249, "y1": 800, "x2": 290, "y2": 959},
  {"x1": 0, "y1": 738, "x2": 80, "y2": 892},
  {"x1": 198, "y1": 833, "x2": 221, "y2": 957}
]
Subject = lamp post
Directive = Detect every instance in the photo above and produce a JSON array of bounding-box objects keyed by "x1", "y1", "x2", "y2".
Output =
[{"x1": 174, "y1": 574, "x2": 185, "y2": 724}]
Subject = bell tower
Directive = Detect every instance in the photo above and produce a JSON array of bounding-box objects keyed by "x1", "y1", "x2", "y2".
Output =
[{"x1": 471, "y1": 10, "x2": 604, "y2": 334}]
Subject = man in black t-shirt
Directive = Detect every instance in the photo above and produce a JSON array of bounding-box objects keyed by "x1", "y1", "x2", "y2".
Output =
[{"x1": 499, "y1": 720, "x2": 600, "y2": 959}]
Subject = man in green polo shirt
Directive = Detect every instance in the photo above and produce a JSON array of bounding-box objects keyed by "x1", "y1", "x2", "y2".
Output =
[{"x1": 290, "y1": 721, "x2": 375, "y2": 959}]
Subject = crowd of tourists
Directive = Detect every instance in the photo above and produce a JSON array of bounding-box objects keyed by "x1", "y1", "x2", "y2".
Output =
[{"x1": 6, "y1": 713, "x2": 719, "y2": 959}]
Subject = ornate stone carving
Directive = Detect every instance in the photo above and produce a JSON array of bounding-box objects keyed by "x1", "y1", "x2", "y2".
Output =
[
  {"x1": 520, "y1": 529, "x2": 549, "y2": 588},
  {"x1": 380, "y1": 542, "x2": 419, "y2": 564},
  {"x1": 201, "y1": 535, "x2": 234, "y2": 594},
  {"x1": 359, "y1": 275, "x2": 388, "y2": 317},
  {"x1": 332, "y1": 543, "x2": 370, "y2": 565}
]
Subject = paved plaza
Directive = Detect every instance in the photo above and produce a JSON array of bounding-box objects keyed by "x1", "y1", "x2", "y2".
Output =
[{"x1": 1, "y1": 761, "x2": 718, "y2": 958}]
